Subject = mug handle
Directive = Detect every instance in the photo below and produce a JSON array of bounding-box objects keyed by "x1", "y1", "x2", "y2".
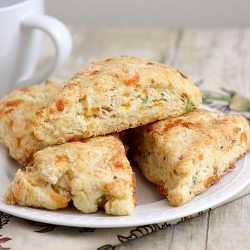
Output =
[{"x1": 17, "y1": 14, "x2": 72, "y2": 87}]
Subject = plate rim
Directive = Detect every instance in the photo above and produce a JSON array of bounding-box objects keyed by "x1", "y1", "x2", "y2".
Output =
[
  {"x1": 1, "y1": 152, "x2": 250, "y2": 228},
  {"x1": 1, "y1": 105, "x2": 250, "y2": 228}
]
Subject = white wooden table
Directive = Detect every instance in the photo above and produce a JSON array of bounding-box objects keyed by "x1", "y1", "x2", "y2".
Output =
[
  {"x1": 49, "y1": 27, "x2": 250, "y2": 98},
  {"x1": 18, "y1": 26, "x2": 250, "y2": 249}
]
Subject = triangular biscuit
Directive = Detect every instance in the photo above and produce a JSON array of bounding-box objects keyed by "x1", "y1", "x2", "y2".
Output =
[{"x1": 33, "y1": 56, "x2": 202, "y2": 145}]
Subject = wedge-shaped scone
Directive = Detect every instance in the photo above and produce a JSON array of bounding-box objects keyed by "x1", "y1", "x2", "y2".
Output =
[
  {"x1": 0, "y1": 81, "x2": 62, "y2": 167},
  {"x1": 130, "y1": 109, "x2": 250, "y2": 206},
  {"x1": 33, "y1": 56, "x2": 202, "y2": 145},
  {"x1": 5, "y1": 134, "x2": 137, "y2": 215},
  {"x1": 5, "y1": 168, "x2": 71, "y2": 210}
]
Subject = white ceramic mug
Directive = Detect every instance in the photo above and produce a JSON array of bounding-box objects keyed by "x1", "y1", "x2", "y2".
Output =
[{"x1": 0, "y1": 0, "x2": 72, "y2": 97}]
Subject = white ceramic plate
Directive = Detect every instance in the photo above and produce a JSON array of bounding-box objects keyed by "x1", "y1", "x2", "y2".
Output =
[{"x1": 1, "y1": 106, "x2": 250, "y2": 228}]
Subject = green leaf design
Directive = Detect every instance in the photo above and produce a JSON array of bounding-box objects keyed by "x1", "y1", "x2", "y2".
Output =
[{"x1": 97, "y1": 245, "x2": 113, "y2": 250}]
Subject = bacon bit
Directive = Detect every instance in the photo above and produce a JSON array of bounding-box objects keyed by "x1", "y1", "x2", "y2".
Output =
[
  {"x1": 102, "y1": 107, "x2": 113, "y2": 113},
  {"x1": 240, "y1": 133, "x2": 247, "y2": 143},
  {"x1": 10, "y1": 119, "x2": 14, "y2": 127},
  {"x1": 228, "y1": 163, "x2": 236, "y2": 170},
  {"x1": 179, "y1": 155, "x2": 184, "y2": 160},
  {"x1": 198, "y1": 154, "x2": 204, "y2": 160},
  {"x1": 151, "y1": 78, "x2": 155, "y2": 84},
  {"x1": 163, "y1": 121, "x2": 176, "y2": 132},
  {"x1": 91, "y1": 70, "x2": 100, "y2": 75},
  {"x1": 204, "y1": 174, "x2": 221, "y2": 188},
  {"x1": 204, "y1": 176, "x2": 214, "y2": 188},
  {"x1": 35, "y1": 111, "x2": 41, "y2": 118},
  {"x1": 147, "y1": 62, "x2": 154, "y2": 65},
  {"x1": 104, "y1": 182, "x2": 115, "y2": 191},
  {"x1": 124, "y1": 74, "x2": 140, "y2": 87},
  {"x1": 157, "y1": 185, "x2": 168, "y2": 196},
  {"x1": 177, "y1": 70, "x2": 188, "y2": 79},
  {"x1": 29, "y1": 130, "x2": 35, "y2": 136},
  {"x1": 56, "y1": 99, "x2": 64, "y2": 111},
  {"x1": 180, "y1": 93, "x2": 186, "y2": 100},
  {"x1": 163, "y1": 120, "x2": 200, "y2": 132},
  {"x1": 169, "y1": 171, "x2": 174, "y2": 180},
  {"x1": 45, "y1": 80, "x2": 53, "y2": 85},
  {"x1": 6, "y1": 99, "x2": 24, "y2": 107},
  {"x1": 69, "y1": 136, "x2": 80, "y2": 142},
  {"x1": 56, "y1": 155, "x2": 66, "y2": 164},
  {"x1": 20, "y1": 87, "x2": 29, "y2": 93},
  {"x1": 114, "y1": 160, "x2": 124, "y2": 169},
  {"x1": 49, "y1": 108, "x2": 55, "y2": 114},
  {"x1": 4, "y1": 108, "x2": 14, "y2": 114},
  {"x1": 214, "y1": 174, "x2": 221, "y2": 183},
  {"x1": 105, "y1": 58, "x2": 113, "y2": 62},
  {"x1": 16, "y1": 137, "x2": 22, "y2": 147},
  {"x1": 113, "y1": 73, "x2": 120, "y2": 78}
]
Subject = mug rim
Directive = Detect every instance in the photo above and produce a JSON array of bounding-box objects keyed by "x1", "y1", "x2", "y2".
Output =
[{"x1": 0, "y1": 0, "x2": 38, "y2": 12}]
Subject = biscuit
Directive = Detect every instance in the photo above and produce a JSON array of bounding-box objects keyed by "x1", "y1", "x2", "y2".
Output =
[
  {"x1": 5, "y1": 134, "x2": 137, "y2": 215},
  {"x1": 33, "y1": 56, "x2": 202, "y2": 145},
  {"x1": 0, "y1": 81, "x2": 63, "y2": 167},
  {"x1": 0, "y1": 81, "x2": 62, "y2": 167},
  {"x1": 4, "y1": 168, "x2": 71, "y2": 210},
  {"x1": 130, "y1": 109, "x2": 250, "y2": 206}
]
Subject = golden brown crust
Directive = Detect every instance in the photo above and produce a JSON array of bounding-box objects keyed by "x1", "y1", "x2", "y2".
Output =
[
  {"x1": 0, "y1": 81, "x2": 63, "y2": 167},
  {"x1": 130, "y1": 108, "x2": 250, "y2": 206},
  {"x1": 5, "y1": 134, "x2": 137, "y2": 215},
  {"x1": 33, "y1": 56, "x2": 202, "y2": 145}
]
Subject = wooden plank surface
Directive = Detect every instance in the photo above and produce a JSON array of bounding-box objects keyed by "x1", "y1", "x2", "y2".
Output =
[
  {"x1": 39, "y1": 26, "x2": 250, "y2": 250},
  {"x1": 43, "y1": 26, "x2": 250, "y2": 98}
]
